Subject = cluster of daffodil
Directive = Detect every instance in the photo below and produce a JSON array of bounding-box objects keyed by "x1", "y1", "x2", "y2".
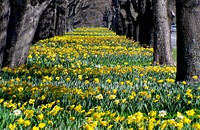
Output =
[
  {"x1": 1, "y1": 27, "x2": 200, "y2": 130},
  {"x1": 66, "y1": 27, "x2": 116, "y2": 36}
]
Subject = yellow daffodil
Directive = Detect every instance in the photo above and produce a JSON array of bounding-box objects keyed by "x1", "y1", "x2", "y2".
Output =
[
  {"x1": 69, "y1": 117, "x2": 75, "y2": 121},
  {"x1": 192, "y1": 123, "x2": 200, "y2": 130},
  {"x1": 32, "y1": 126, "x2": 39, "y2": 130},
  {"x1": 192, "y1": 75, "x2": 198, "y2": 80},
  {"x1": 17, "y1": 117, "x2": 24, "y2": 124},
  {"x1": 24, "y1": 110, "x2": 34, "y2": 118},
  {"x1": 186, "y1": 109, "x2": 195, "y2": 116},
  {"x1": 9, "y1": 123, "x2": 16, "y2": 130},
  {"x1": 29, "y1": 99, "x2": 35, "y2": 104},
  {"x1": 23, "y1": 120, "x2": 31, "y2": 127},
  {"x1": 38, "y1": 123, "x2": 46, "y2": 129},
  {"x1": 0, "y1": 98, "x2": 4, "y2": 104},
  {"x1": 95, "y1": 94, "x2": 103, "y2": 100},
  {"x1": 109, "y1": 95, "x2": 116, "y2": 100},
  {"x1": 17, "y1": 87, "x2": 24, "y2": 93},
  {"x1": 74, "y1": 104, "x2": 82, "y2": 112},
  {"x1": 37, "y1": 114, "x2": 44, "y2": 120}
]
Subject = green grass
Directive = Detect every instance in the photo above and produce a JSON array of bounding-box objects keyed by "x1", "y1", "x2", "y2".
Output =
[{"x1": 172, "y1": 48, "x2": 177, "y2": 62}]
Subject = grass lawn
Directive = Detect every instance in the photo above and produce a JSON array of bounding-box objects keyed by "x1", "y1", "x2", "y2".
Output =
[{"x1": 172, "y1": 48, "x2": 177, "y2": 63}]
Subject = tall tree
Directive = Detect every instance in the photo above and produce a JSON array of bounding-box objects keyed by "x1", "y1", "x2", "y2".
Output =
[
  {"x1": 0, "y1": 0, "x2": 52, "y2": 69},
  {"x1": 111, "y1": 0, "x2": 124, "y2": 35},
  {"x1": 0, "y1": 0, "x2": 9, "y2": 69},
  {"x1": 176, "y1": 0, "x2": 200, "y2": 82},
  {"x1": 152, "y1": 0, "x2": 174, "y2": 65}
]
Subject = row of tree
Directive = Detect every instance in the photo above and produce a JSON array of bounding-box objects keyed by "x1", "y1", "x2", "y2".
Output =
[
  {"x1": 107, "y1": 0, "x2": 200, "y2": 82},
  {"x1": 0, "y1": 0, "x2": 110, "y2": 69}
]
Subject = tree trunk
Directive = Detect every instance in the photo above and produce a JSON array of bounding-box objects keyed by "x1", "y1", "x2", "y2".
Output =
[
  {"x1": 115, "y1": 0, "x2": 124, "y2": 35},
  {"x1": 133, "y1": 21, "x2": 139, "y2": 41},
  {"x1": 176, "y1": 0, "x2": 200, "y2": 82},
  {"x1": 0, "y1": 0, "x2": 10, "y2": 69},
  {"x1": 124, "y1": 0, "x2": 134, "y2": 39},
  {"x1": 120, "y1": 11, "x2": 126, "y2": 35},
  {"x1": 33, "y1": 0, "x2": 68, "y2": 43},
  {"x1": 55, "y1": 1, "x2": 68, "y2": 35},
  {"x1": 137, "y1": 0, "x2": 146, "y2": 44},
  {"x1": 33, "y1": 2, "x2": 56, "y2": 42},
  {"x1": 2, "y1": 0, "x2": 52, "y2": 68},
  {"x1": 152, "y1": 0, "x2": 174, "y2": 65},
  {"x1": 139, "y1": 0, "x2": 154, "y2": 47},
  {"x1": 131, "y1": 0, "x2": 139, "y2": 41}
]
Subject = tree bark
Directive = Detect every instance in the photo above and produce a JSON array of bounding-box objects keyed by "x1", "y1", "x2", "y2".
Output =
[
  {"x1": 2, "y1": 0, "x2": 52, "y2": 68},
  {"x1": 152, "y1": 0, "x2": 174, "y2": 65},
  {"x1": 0, "y1": 0, "x2": 10, "y2": 69},
  {"x1": 110, "y1": 0, "x2": 124, "y2": 35},
  {"x1": 115, "y1": 0, "x2": 124, "y2": 35},
  {"x1": 56, "y1": 0, "x2": 68, "y2": 35},
  {"x1": 131, "y1": 0, "x2": 139, "y2": 41},
  {"x1": 33, "y1": 0, "x2": 68, "y2": 43},
  {"x1": 176, "y1": 0, "x2": 200, "y2": 82},
  {"x1": 136, "y1": 0, "x2": 145, "y2": 43},
  {"x1": 124, "y1": 0, "x2": 134, "y2": 39}
]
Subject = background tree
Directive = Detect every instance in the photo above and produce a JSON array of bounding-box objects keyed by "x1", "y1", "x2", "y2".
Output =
[
  {"x1": 152, "y1": 0, "x2": 174, "y2": 65},
  {"x1": 111, "y1": 0, "x2": 137, "y2": 36},
  {"x1": 56, "y1": 0, "x2": 112, "y2": 30},
  {"x1": 110, "y1": 0, "x2": 176, "y2": 66},
  {"x1": 167, "y1": 0, "x2": 176, "y2": 25},
  {"x1": 176, "y1": 0, "x2": 200, "y2": 82},
  {"x1": 138, "y1": 0, "x2": 154, "y2": 47},
  {"x1": 33, "y1": 0, "x2": 69, "y2": 42},
  {"x1": 111, "y1": 0, "x2": 154, "y2": 46},
  {"x1": 111, "y1": 0, "x2": 124, "y2": 35},
  {"x1": 65, "y1": 0, "x2": 84, "y2": 31},
  {"x1": 124, "y1": 0, "x2": 135, "y2": 39},
  {"x1": 73, "y1": 0, "x2": 112, "y2": 28},
  {"x1": 103, "y1": 7, "x2": 113, "y2": 28},
  {"x1": 131, "y1": 0, "x2": 139, "y2": 41}
]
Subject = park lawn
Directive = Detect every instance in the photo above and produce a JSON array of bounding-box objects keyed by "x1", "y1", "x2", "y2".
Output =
[
  {"x1": 172, "y1": 48, "x2": 177, "y2": 63},
  {"x1": 0, "y1": 27, "x2": 200, "y2": 130}
]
